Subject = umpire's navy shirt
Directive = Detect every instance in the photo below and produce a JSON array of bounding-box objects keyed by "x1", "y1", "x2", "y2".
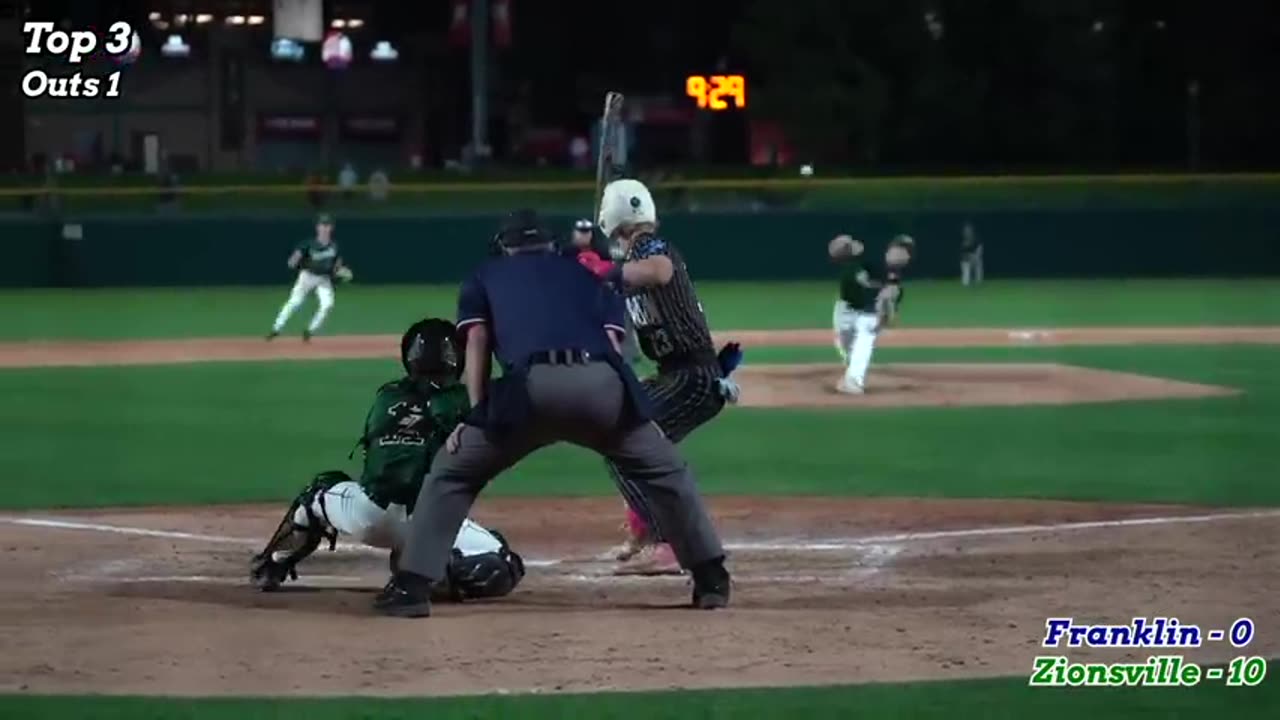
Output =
[
  {"x1": 457, "y1": 249, "x2": 653, "y2": 420},
  {"x1": 458, "y1": 250, "x2": 625, "y2": 365}
]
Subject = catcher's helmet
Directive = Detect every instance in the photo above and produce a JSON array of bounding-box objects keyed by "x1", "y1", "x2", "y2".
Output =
[{"x1": 400, "y1": 318, "x2": 462, "y2": 382}]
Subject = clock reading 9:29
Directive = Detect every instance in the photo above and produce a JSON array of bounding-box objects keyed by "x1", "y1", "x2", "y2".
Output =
[{"x1": 686, "y1": 75, "x2": 746, "y2": 111}]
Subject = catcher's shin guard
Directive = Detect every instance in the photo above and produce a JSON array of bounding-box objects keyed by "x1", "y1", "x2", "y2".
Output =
[{"x1": 249, "y1": 471, "x2": 347, "y2": 591}]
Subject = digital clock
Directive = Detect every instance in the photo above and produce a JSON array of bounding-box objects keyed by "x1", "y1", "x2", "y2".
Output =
[{"x1": 685, "y1": 74, "x2": 746, "y2": 111}]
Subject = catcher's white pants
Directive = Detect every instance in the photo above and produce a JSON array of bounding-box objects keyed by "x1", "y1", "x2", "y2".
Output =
[
  {"x1": 295, "y1": 480, "x2": 503, "y2": 557},
  {"x1": 273, "y1": 270, "x2": 334, "y2": 333},
  {"x1": 833, "y1": 300, "x2": 880, "y2": 388}
]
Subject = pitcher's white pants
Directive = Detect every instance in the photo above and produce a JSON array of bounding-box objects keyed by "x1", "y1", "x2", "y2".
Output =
[
  {"x1": 295, "y1": 480, "x2": 503, "y2": 557},
  {"x1": 273, "y1": 270, "x2": 335, "y2": 333},
  {"x1": 833, "y1": 300, "x2": 880, "y2": 388}
]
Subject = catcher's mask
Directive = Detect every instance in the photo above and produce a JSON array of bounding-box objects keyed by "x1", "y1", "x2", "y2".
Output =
[
  {"x1": 492, "y1": 208, "x2": 554, "y2": 254},
  {"x1": 401, "y1": 318, "x2": 462, "y2": 385}
]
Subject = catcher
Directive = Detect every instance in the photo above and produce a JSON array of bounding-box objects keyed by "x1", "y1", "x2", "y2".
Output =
[
  {"x1": 250, "y1": 317, "x2": 525, "y2": 600},
  {"x1": 829, "y1": 233, "x2": 914, "y2": 394}
]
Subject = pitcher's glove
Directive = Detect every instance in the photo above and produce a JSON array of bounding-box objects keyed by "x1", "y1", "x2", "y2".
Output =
[
  {"x1": 875, "y1": 286, "x2": 899, "y2": 326},
  {"x1": 334, "y1": 266, "x2": 354, "y2": 283}
]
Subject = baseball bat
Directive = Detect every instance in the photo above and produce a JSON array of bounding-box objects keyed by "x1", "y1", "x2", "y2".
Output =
[{"x1": 593, "y1": 91, "x2": 626, "y2": 221}]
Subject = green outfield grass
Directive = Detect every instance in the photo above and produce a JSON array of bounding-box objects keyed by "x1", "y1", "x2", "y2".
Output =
[
  {"x1": 3, "y1": 279, "x2": 1279, "y2": 341},
  {"x1": 2, "y1": 343, "x2": 1277, "y2": 510},
  {"x1": 3, "y1": 280, "x2": 1277, "y2": 717},
  {"x1": 4, "y1": 665, "x2": 1276, "y2": 720}
]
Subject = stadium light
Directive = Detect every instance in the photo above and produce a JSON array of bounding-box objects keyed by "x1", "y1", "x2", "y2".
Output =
[
  {"x1": 331, "y1": 19, "x2": 347, "y2": 28},
  {"x1": 161, "y1": 34, "x2": 191, "y2": 58},
  {"x1": 247, "y1": 15, "x2": 265, "y2": 25},
  {"x1": 227, "y1": 15, "x2": 246, "y2": 25},
  {"x1": 175, "y1": 13, "x2": 188, "y2": 25},
  {"x1": 148, "y1": 11, "x2": 161, "y2": 21},
  {"x1": 195, "y1": 13, "x2": 213, "y2": 24},
  {"x1": 370, "y1": 40, "x2": 398, "y2": 61},
  {"x1": 347, "y1": 18, "x2": 365, "y2": 28},
  {"x1": 155, "y1": 19, "x2": 170, "y2": 30}
]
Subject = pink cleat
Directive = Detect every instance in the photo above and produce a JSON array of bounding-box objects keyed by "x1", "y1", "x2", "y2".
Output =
[
  {"x1": 602, "y1": 506, "x2": 654, "y2": 561},
  {"x1": 612, "y1": 542, "x2": 683, "y2": 576}
]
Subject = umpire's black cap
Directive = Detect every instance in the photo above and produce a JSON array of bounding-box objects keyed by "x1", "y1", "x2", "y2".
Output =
[{"x1": 494, "y1": 208, "x2": 553, "y2": 251}]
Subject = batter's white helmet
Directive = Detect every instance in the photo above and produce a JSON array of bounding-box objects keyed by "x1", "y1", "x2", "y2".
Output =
[{"x1": 598, "y1": 179, "x2": 657, "y2": 238}]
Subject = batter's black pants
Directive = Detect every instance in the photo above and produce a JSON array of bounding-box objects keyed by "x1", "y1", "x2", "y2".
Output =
[{"x1": 608, "y1": 361, "x2": 725, "y2": 541}]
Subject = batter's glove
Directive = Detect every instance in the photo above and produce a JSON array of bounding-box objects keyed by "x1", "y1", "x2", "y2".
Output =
[
  {"x1": 717, "y1": 342, "x2": 743, "y2": 377},
  {"x1": 334, "y1": 266, "x2": 354, "y2": 283},
  {"x1": 715, "y1": 377, "x2": 741, "y2": 405}
]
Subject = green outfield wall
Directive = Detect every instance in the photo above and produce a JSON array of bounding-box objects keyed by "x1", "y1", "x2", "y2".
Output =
[{"x1": 2, "y1": 207, "x2": 1278, "y2": 288}]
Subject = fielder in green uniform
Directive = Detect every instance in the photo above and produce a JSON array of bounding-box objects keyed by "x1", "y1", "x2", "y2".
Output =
[
  {"x1": 267, "y1": 213, "x2": 351, "y2": 341},
  {"x1": 831, "y1": 234, "x2": 914, "y2": 393},
  {"x1": 251, "y1": 318, "x2": 525, "y2": 599}
]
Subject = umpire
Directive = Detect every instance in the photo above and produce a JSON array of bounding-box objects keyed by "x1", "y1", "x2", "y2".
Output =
[{"x1": 375, "y1": 209, "x2": 730, "y2": 617}]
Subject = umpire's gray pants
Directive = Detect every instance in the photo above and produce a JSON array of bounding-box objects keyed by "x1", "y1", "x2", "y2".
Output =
[{"x1": 400, "y1": 362, "x2": 724, "y2": 582}]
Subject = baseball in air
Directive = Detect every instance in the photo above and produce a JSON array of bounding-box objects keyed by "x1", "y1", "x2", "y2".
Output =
[{"x1": 799, "y1": 164, "x2": 814, "y2": 177}]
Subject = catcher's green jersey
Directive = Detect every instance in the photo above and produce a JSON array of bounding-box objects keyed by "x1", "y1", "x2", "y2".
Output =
[
  {"x1": 297, "y1": 237, "x2": 341, "y2": 276},
  {"x1": 358, "y1": 378, "x2": 470, "y2": 512},
  {"x1": 838, "y1": 255, "x2": 903, "y2": 312}
]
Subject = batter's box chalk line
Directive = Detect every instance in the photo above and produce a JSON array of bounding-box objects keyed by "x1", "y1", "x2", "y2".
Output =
[{"x1": 6, "y1": 509, "x2": 1280, "y2": 588}]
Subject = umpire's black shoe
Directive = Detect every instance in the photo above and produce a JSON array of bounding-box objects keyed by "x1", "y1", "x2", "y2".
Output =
[
  {"x1": 265, "y1": 330, "x2": 279, "y2": 341},
  {"x1": 690, "y1": 557, "x2": 731, "y2": 610},
  {"x1": 301, "y1": 329, "x2": 313, "y2": 342},
  {"x1": 374, "y1": 571, "x2": 433, "y2": 618}
]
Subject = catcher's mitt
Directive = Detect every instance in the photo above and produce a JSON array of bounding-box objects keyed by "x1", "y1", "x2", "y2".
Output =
[{"x1": 334, "y1": 266, "x2": 355, "y2": 283}]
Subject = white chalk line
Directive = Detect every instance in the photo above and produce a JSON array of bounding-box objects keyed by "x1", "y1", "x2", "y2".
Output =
[
  {"x1": 723, "y1": 509, "x2": 1280, "y2": 551},
  {"x1": 66, "y1": 574, "x2": 369, "y2": 585},
  {"x1": 64, "y1": 571, "x2": 877, "y2": 587},
  {"x1": 4, "y1": 508, "x2": 1277, "y2": 574},
  {"x1": 0, "y1": 517, "x2": 561, "y2": 568},
  {"x1": 17, "y1": 509, "x2": 1274, "y2": 590}
]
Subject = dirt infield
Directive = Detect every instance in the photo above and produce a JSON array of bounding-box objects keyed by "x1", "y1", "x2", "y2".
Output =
[
  {"x1": 2, "y1": 499, "x2": 1278, "y2": 696},
  {"x1": 737, "y1": 363, "x2": 1235, "y2": 408},
  {"x1": 0, "y1": 326, "x2": 1276, "y2": 697},
  {"x1": 2, "y1": 326, "x2": 1278, "y2": 369}
]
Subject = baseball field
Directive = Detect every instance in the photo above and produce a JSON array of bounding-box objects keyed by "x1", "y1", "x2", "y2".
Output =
[{"x1": 2, "y1": 278, "x2": 1278, "y2": 718}]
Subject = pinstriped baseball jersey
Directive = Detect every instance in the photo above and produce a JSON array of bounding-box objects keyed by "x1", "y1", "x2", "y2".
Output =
[{"x1": 624, "y1": 234, "x2": 715, "y2": 366}]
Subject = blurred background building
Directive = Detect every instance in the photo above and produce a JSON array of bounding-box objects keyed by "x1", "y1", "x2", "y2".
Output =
[{"x1": 5, "y1": 0, "x2": 1280, "y2": 177}]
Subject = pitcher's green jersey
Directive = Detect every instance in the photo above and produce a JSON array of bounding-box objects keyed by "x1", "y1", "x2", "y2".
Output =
[
  {"x1": 297, "y1": 238, "x2": 341, "y2": 276},
  {"x1": 837, "y1": 255, "x2": 905, "y2": 313},
  {"x1": 358, "y1": 378, "x2": 470, "y2": 512}
]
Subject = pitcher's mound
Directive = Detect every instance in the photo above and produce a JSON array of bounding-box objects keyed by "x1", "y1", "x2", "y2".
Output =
[{"x1": 737, "y1": 363, "x2": 1237, "y2": 408}]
